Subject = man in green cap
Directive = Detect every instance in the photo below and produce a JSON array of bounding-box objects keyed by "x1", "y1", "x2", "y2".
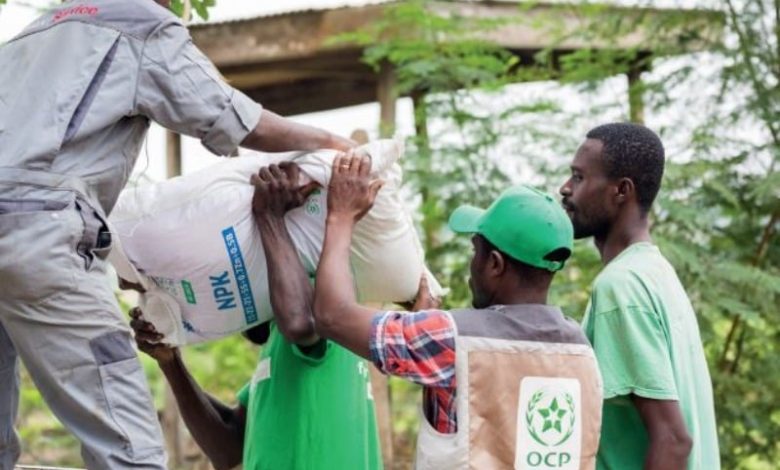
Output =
[{"x1": 310, "y1": 152, "x2": 603, "y2": 469}]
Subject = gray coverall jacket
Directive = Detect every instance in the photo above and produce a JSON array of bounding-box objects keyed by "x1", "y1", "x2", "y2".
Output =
[{"x1": 0, "y1": 0, "x2": 262, "y2": 467}]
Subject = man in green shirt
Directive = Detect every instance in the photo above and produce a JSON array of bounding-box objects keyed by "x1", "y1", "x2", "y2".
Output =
[
  {"x1": 559, "y1": 122, "x2": 720, "y2": 470},
  {"x1": 131, "y1": 162, "x2": 382, "y2": 470}
]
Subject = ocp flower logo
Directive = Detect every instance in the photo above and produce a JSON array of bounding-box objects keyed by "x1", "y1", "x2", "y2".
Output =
[
  {"x1": 526, "y1": 389, "x2": 576, "y2": 447},
  {"x1": 516, "y1": 377, "x2": 582, "y2": 470}
]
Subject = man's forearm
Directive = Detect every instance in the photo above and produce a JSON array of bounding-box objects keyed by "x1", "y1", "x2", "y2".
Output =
[
  {"x1": 314, "y1": 217, "x2": 356, "y2": 326},
  {"x1": 241, "y1": 110, "x2": 354, "y2": 152},
  {"x1": 313, "y1": 216, "x2": 375, "y2": 358},
  {"x1": 632, "y1": 396, "x2": 692, "y2": 470},
  {"x1": 257, "y1": 214, "x2": 318, "y2": 345},
  {"x1": 159, "y1": 355, "x2": 244, "y2": 470},
  {"x1": 644, "y1": 433, "x2": 692, "y2": 470}
]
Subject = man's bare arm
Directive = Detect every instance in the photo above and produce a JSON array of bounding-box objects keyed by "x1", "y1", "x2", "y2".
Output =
[
  {"x1": 313, "y1": 214, "x2": 378, "y2": 359},
  {"x1": 130, "y1": 310, "x2": 245, "y2": 470},
  {"x1": 241, "y1": 110, "x2": 355, "y2": 153},
  {"x1": 158, "y1": 355, "x2": 247, "y2": 470},
  {"x1": 313, "y1": 153, "x2": 385, "y2": 359},
  {"x1": 632, "y1": 396, "x2": 693, "y2": 470},
  {"x1": 252, "y1": 163, "x2": 322, "y2": 346}
]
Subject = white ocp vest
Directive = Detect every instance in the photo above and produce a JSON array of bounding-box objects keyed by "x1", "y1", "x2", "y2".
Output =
[{"x1": 415, "y1": 305, "x2": 603, "y2": 470}]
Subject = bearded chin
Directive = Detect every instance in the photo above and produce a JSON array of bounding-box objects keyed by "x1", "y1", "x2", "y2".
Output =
[{"x1": 572, "y1": 215, "x2": 610, "y2": 240}]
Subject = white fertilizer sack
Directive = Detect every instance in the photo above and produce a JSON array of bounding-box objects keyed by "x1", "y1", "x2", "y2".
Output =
[{"x1": 109, "y1": 138, "x2": 442, "y2": 345}]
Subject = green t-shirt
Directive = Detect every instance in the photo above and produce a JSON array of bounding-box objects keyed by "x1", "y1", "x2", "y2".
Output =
[
  {"x1": 237, "y1": 322, "x2": 382, "y2": 470},
  {"x1": 582, "y1": 242, "x2": 720, "y2": 470}
]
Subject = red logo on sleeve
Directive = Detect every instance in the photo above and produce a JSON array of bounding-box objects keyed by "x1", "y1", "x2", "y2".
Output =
[{"x1": 52, "y1": 5, "x2": 99, "y2": 23}]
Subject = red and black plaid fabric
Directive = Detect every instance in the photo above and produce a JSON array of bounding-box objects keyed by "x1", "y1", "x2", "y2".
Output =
[{"x1": 370, "y1": 310, "x2": 458, "y2": 433}]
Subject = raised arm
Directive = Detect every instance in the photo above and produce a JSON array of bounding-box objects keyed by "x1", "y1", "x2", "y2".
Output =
[
  {"x1": 313, "y1": 153, "x2": 385, "y2": 359},
  {"x1": 135, "y1": 21, "x2": 355, "y2": 156},
  {"x1": 242, "y1": 110, "x2": 356, "y2": 153},
  {"x1": 251, "y1": 162, "x2": 320, "y2": 346},
  {"x1": 129, "y1": 309, "x2": 245, "y2": 470}
]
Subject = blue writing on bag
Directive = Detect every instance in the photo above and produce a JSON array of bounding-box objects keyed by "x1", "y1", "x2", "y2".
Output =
[
  {"x1": 209, "y1": 271, "x2": 236, "y2": 310},
  {"x1": 221, "y1": 227, "x2": 258, "y2": 323}
]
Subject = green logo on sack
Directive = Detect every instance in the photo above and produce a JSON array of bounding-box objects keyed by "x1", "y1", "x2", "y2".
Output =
[
  {"x1": 181, "y1": 280, "x2": 197, "y2": 305},
  {"x1": 525, "y1": 389, "x2": 576, "y2": 447},
  {"x1": 305, "y1": 196, "x2": 322, "y2": 215}
]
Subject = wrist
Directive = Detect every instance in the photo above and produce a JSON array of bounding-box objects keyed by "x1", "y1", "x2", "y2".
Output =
[
  {"x1": 326, "y1": 212, "x2": 355, "y2": 227},
  {"x1": 158, "y1": 350, "x2": 183, "y2": 372},
  {"x1": 255, "y1": 211, "x2": 286, "y2": 226},
  {"x1": 327, "y1": 133, "x2": 356, "y2": 152}
]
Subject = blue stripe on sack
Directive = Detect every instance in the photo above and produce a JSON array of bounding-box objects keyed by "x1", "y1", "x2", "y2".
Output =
[{"x1": 221, "y1": 227, "x2": 258, "y2": 324}]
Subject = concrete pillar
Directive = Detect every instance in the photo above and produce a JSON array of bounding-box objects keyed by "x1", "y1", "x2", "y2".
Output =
[
  {"x1": 377, "y1": 61, "x2": 398, "y2": 138},
  {"x1": 163, "y1": 129, "x2": 184, "y2": 468},
  {"x1": 371, "y1": 368, "x2": 395, "y2": 468},
  {"x1": 161, "y1": 385, "x2": 184, "y2": 467},
  {"x1": 627, "y1": 66, "x2": 645, "y2": 124},
  {"x1": 411, "y1": 91, "x2": 440, "y2": 251},
  {"x1": 411, "y1": 91, "x2": 430, "y2": 153},
  {"x1": 166, "y1": 131, "x2": 182, "y2": 178}
]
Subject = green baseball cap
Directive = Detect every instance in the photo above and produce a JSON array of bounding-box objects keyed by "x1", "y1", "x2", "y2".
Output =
[{"x1": 448, "y1": 185, "x2": 573, "y2": 272}]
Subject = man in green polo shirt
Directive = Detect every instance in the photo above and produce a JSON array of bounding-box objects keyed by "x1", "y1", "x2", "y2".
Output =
[
  {"x1": 131, "y1": 162, "x2": 382, "y2": 470},
  {"x1": 559, "y1": 122, "x2": 720, "y2": 469}
]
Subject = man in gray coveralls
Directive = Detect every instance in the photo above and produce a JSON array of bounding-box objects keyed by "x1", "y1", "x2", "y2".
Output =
[{"x1": 0, "y1": 0, "x2": 354, "y2": 467}]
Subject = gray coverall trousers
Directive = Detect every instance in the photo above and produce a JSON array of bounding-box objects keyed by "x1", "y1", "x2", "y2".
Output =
[{"x1": 0, "y1": 170, "x2": 167, "y2": 469}]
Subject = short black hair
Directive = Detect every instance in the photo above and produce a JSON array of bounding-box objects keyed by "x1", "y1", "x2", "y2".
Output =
[
  {"x1": 586, "y1": 122, "x2": 665, "y2": 212},
  {"x1": 478, "y1": 235, "x2": 562, "y2": 283}
]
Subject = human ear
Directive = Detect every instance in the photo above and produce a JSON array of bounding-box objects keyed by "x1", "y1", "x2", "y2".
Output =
[
  {"x1": 616, "y1": 178, "x2": 635, "y2": 204},
  {"x1": 489, "y1": 250, "x2": 506, "y2": 277}
]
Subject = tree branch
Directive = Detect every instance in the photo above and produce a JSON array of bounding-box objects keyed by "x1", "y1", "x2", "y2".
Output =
[
  {"x1": 720, "y1": 208, "x2": 780, "y2": 372},
  {"x1": 729, "y1": 323, "x2": 748, "y2": 375},
  {"x1": 724, "y1": 0, "x2": 780, "y2": 147},
  {"x1": 718, "y1": 0, "x2": 780, "y2": 372},
  {"x1": 753, "y1": 209, "x2": 780, "y2": 266},
  {"x1": 775, "y1": 0, "x2": 780, "y2": 79}
]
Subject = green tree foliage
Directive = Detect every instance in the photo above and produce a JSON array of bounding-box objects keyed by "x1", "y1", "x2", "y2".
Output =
[
  {"x1": 655, "y1": 0, "x2": 780, "y2": 466},
  {"x1": 170, "y1": 0, "x2": 215, "y2": 21},
  {"x1": 337, "y1": 0, "x2": 527, "y2": 307},
  {"x1": 341, "y1": 1, "x2": 778, "y2": 467}
]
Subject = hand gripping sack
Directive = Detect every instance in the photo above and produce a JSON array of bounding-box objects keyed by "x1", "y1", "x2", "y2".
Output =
[{"x1": 108, "y1": 138, "x2": 443, "y2": 345}]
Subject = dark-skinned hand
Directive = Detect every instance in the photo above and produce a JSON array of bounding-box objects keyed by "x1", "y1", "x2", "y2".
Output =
[
  {"x1": 129, "y1": 307, "x2": 179, "y2": 365},
  {"x1": 327, "y1": 150, "x2": 383, "y2": 223},
  {"x1": 398, "y1": 274, "x2": 442, "y2": 312},
  {"x1": 250, "y1": 162, "x2": 320, "y2": 218}
]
